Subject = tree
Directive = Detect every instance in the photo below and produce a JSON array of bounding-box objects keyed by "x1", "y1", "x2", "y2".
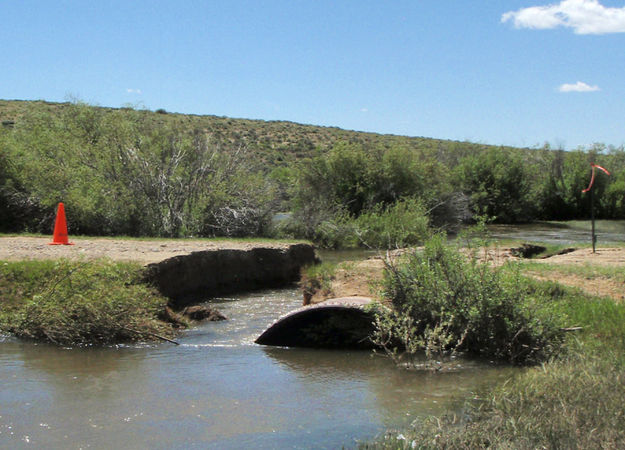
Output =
[{"x1": 455, "y1": 147, "x2": 535, "y2": 222}]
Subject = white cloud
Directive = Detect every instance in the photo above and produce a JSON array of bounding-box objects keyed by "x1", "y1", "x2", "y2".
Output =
[
  {"x1": 360, "y1": 108, "x2": 369, "y2": 113},
  {"x1": 126, "y1": 88, "x2": 142, "y2": 94},
  {"x1": 558, "y1": 81, "x2": 601, "y2": 92},
  {"x1": 502, "y1": 0, "x2": 625, "y2": 34}
]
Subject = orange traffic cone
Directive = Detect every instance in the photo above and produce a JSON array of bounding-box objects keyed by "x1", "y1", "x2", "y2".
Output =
[{"x1": 49, "y1": 202, "x2": 74, "y2": 245}]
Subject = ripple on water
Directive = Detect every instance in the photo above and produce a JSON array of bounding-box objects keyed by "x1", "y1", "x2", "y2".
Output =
[{"x1": 0, "y1": 286, "x2": 516, "y2": 449}]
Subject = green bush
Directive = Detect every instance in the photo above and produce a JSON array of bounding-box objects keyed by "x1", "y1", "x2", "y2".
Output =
[
  {"x1": 375, "y1": 234, "x2": 563, "y2": 364},
  {"x1": 290, "y1": 142, "x2": 452, "y2": 241},
  {"x1": 0, "y1": 259, "x2": 175, "y2": 345},
  {"x1": 363, "y1": 279, "x2": 625, "y2": 449},
  {"x1": 303, "y1": 198, "x2": 431, "y2": 249},
  {"x1": 311, "y1": 211, "x2": 359, "y2": 249},
  {"x1": 3, "y1": 102, "x2": 280, "y2": 237},
  {"x1": 353, "y1": 197, "x2": 430, "y2": 249},
  {"x1": 454, "y1": 147, "x2": 536, "y2": 222}
]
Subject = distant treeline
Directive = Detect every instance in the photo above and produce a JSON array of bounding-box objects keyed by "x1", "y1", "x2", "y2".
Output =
[{"x1": 1, "y1": 100, "x2": 623, "y2": 245}]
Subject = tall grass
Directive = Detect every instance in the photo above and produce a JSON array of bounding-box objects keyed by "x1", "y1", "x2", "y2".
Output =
[
  {"x1": 0, "y1": 259, "x2": 176, "y2": 345},
  {"x1": 363, "y1": 348, "x2": 625, "y2": 449}
]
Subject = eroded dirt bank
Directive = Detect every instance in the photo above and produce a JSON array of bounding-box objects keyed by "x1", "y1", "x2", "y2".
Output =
[
  {"x1": 147, "y1": 244, "x2": 317, "y2": 307},
  {"x1": 0, "y1": 237, "x2": 318, "y2": 305}
]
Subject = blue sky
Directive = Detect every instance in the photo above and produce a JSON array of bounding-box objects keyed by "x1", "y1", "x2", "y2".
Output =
[{"x1": 2, "y1": 0, "x2": 624, "y2": 149}]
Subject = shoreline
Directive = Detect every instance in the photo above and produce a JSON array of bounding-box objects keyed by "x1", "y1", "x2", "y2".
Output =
[{"x1": 0, "y1": 237, "x2": 317, "y2": 346}]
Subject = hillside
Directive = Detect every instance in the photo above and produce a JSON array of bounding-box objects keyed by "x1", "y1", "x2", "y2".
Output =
[
  {"x1": 1, "y1": 99, "x2": 624, "y2": 244},
  {"x1": 0, "y1": 99, "x2": 495, "y2": 163}
]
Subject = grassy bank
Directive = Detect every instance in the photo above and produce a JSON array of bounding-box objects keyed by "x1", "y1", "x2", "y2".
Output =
[
  {"x1": 360, "y1": 245, "x2": 625, "y2": 448},
  {"x1": 365, "y1": 346, "x2": 625, "y2": 449},
  {"x1": 0, "y1": 258, "x2": 178, "y2": 345}
]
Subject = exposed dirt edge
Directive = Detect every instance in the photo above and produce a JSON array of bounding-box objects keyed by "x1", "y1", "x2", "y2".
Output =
[{"x1": 145, "y1": 244, "x2": 318, "y2": 307}]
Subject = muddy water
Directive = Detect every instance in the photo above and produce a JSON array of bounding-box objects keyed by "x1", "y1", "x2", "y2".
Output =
[{"x1": 0, "y1": 287, "x2": 514, "y2": 449}]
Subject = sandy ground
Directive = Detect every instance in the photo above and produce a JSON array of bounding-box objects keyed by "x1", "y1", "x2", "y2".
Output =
[
  {"x1": 311, "y1": 247, "x2": 625, "y2": 304},
  {"x1": 2, "y1": 237, "x2": 623, "y2": 302},
  {"x1": 308, "y1": 257, "x2": 387, "y2": 304},
  {"x1": 527, "y1": 247, "x2": 625, "y2": 302},
  {"x1": 0, "y1": 236, "x2": 297, "y2": 265},
  {"x1": 533, "y1": 247, "x2": 625, "y2": 266}
]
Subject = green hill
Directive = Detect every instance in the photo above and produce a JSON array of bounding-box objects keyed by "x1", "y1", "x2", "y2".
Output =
[
  {"x1": 1, "y1": 99, "x2": 623, "y2": 245},
  {"x1": 0, "y1": 99, "x2": 494, "y2": 162}
]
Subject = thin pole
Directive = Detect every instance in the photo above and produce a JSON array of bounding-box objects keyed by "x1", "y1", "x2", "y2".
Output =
[
  {"x1": 583, "y1": 163, "x2": 610, "y2": 253},
  {"x1": 591, "y1": 187, "x2": 596, "y2": 253}
]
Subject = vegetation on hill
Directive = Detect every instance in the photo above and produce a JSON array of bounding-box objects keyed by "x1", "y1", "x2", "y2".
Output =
[{"x1": 1, "y1": 99, "x2": 624, "y2": 246}]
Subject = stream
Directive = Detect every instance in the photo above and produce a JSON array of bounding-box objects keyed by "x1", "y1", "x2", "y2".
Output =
[
  {"x1": 4, "y1": 222, "x2": 618, "y2": 449},
  {"x1": 0, "y1": 287, "x2": 513, "y2": 449}
]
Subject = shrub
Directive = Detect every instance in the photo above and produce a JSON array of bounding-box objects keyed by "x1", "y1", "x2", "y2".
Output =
[
  {"x1": 0, "y1": 259, "x2": 175, "y2": 345},
  {"x1": 374, "y1": 234, "x2": 563, "y2": 365},
  {"x1": 304, "y1": 198, "x2": 431, "y2": 249},
  {"x1": 312, "y1": 211, "x2": 359, "y2": 249},
  {"x1": 353, "y1": 197, "x2": 430, "y2": 249},
  {"x1": 454, "y1": 147, "x2": 536, "y2": 222}
]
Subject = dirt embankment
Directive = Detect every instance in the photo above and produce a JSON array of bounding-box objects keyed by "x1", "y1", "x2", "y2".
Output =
[
  {"x1": 306, "y1": 255, "x2": 392, "y2": 305},
  {"x1": 0, "y1": 237, "x2": 318, "y2": 305}
]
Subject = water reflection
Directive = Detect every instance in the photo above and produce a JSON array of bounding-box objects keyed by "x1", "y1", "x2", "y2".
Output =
[
  {"x1": 262, "y1": 346, "x2": 516, "y2": 422},
  {"x1": 488, "y1": 221, "x2": 625, "y2": 244},
  {"x1": 1, "y1": 287, "x2": 518, "y2": 449}
]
